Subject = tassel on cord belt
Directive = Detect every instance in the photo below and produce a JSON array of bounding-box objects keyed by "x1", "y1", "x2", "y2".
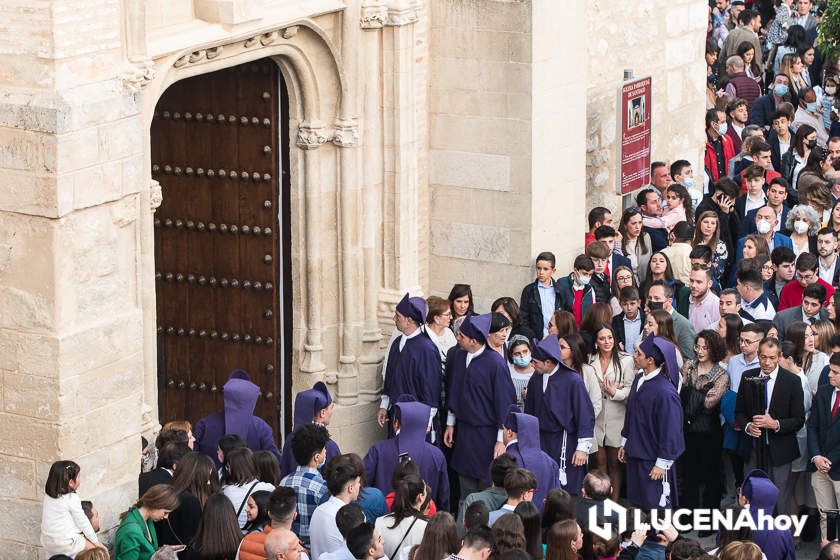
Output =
[{"x1": 559, "y1": 430, "x2": 568, "y2": 487}]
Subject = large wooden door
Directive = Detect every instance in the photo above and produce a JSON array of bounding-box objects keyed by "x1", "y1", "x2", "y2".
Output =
[{"x1": 151, "y1": 59, "x2": 290, "y2": 438}]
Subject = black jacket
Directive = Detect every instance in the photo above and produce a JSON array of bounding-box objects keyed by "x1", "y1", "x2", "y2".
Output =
[
  {"x1": 556, "y1": 274, "x2": 596, "y2": 320},
  {"x1": 519, "y1": 279, "x2": 562, "y2": 339},
  {"x1": 734, "y1": 366, "x2": 805, "y2": 467},
  {"x1": 808, "y1": 384, "x2": 840, "y2": 480},
  {"x1": 611, "y1": 310, "x2": 645, "y2": 353},
  {"x1": 156, "y1": 491, "x2": 202, "y2": 547},
  {"x1": 138, "y1": 467, "x2": 173, "y2": 498}
]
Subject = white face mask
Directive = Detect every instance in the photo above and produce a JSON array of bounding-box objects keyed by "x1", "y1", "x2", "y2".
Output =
[
  {"x1": 794, "y1": 220, "x2": 810, "y2": 234},
  {"x1": 577, "y1": 273, "x2": 591, "y2": 286},
  {"x1": 756, "y1": 219, "x2": 773, "y2": 234},
  {"x1": 826, "y1": 87, "x2": 837, "y2": 96}
]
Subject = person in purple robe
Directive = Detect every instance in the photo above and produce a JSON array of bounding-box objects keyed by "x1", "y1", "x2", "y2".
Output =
[
  {"x1": 523, "y1": 336, "x2": 595, "y2": 496},
  {"x1": 378, "y1": 294, "x2": 442, "y2": 437},
  {"x1": 444, "y1": 313, "x2": 518, "y2": 501},
  {"x1": 279, "y1": 381, "x2": 341, "y2": 477},
  {"x1": 502, "y1": 405, "x2": 560, "y2": 512},
  {"x1": 739, "y1": 469, "x2": 795, "y2": 560},
  {"x1": 618, "y1": 335, "x2": 685, "y2": 510},
  {"x1": 363, "y1": 396, "x2": 450, "y2": 511},
  {"x1": 194, "y1": 369, "x2": 282, "y2": 466}
]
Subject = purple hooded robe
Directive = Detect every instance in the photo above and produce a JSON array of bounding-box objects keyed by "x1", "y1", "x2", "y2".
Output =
[
  {"x1": 524, "y1": 336, "x2": 595, "y2": 496},
  {"x1": 741, "y1": 469, "x2": 795, "y2": 560},
  {"x1": 503, "y1": 406, "x2": 560, "y2": 512},
  {"x1": 194, "y1": 370, "x2": 282, "y2": 466},
  {"x1": 280, "y1": 382, "x2": 342, "y2": 477},
  {"x1": 363, "y1": 398, "x2": 450, "y2": 511}
]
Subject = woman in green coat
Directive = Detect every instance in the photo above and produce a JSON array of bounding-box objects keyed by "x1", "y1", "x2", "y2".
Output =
[{"x1": 114, "y1": 484, "x2": 180, "y2": 560}]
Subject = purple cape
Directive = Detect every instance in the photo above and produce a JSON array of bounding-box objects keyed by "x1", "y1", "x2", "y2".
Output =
[
  {"x1": 363, "y1": 399, "x2": 450, "y2": 510},
  {"x1": 504, "y1": 407, "x2": 560, "y2": 511},
  {"x1": 447, "y1": 346, "x2": 517, "y2": 482},
  {"x1": 523, "y1": 362, "x2": 595, "y2": 495},
  {"x1": 620, "y1": 370, "x2": 685, "y2": 509},
  {"x1": 193, "y1": 370, "x2": 282, "y2": 466},
  {"x1": 742, "y1": 470, "x2": 796, "y2": 560},
  {"x1": 639, "y1": 335, "x2": 680, "y2": 388},
  {"x1": 460, "y1": 314, "x2": 491, "y2": 345},
  {"x1": 381, "y1": 331, "x2": 442, "y2": 408},
  {"x1": 280, "y1": 382, "x2": 341, "y2": 477}
]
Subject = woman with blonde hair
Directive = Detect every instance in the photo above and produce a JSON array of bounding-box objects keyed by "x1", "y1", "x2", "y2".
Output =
[
  {"x1": 780, "y1": 52, "x2": 808, "y2": 101},
  {"x1": 812, "y1": 319, "x2": 836, "y2": 355},
  {"x1": 718, "y1": 541, "x2": 763, "y2": 560}
]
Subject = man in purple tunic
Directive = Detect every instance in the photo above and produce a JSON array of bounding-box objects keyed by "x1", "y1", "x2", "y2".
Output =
[
  {"x1": 444, "y1": 313, "x2": 517, "y2": 501},
  {"x1": 377, "y1": 293, "x2": 442, "y2": 437},
  {"x1": 502, "y1": 405, "x2": 560, "y2": 512},
  {"x1": 524, "y1": 336, "x2": 595, "y2": 496},
  {"x1": 618, "y1": 336, "x2": 685, "y2": 510},
  {"x1": 363, "y1": 397, "x2": 450, "y2": 511},
  {"x1": 194, "y1": 369, "x2": 282, "y2": 466},
  {"x1": 280, "y1": 381, "x2": 341, "y2": 477}
]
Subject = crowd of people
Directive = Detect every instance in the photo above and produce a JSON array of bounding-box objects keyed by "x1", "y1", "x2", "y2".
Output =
[{"x1": 34, "y1": 1, "x2": 840, "y2": 560}]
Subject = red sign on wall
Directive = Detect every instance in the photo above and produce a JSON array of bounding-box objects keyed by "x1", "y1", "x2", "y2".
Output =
[{"x1": 618, "y1": 76, "x2": 652, "y2": 195}]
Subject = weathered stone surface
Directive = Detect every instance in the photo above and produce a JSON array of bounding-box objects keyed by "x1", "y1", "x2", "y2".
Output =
[
  {"x1": 431, "y1": 221, "x2": 511, "y2": 264},
  {"x1": 0, "y1": 454, "x2": 36, "y2": 500},
  {"x1": 429, "y1": 149, "x2": 510, "y2": 190}
]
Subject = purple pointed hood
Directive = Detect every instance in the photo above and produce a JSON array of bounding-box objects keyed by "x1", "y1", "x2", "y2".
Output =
[
  {"x1": 460, "y1": 313, "x2": 491, "y2": 344},
  {"x1": 293, "y1": 382, "x2": 333, "y2": 430},
  {"x1": 742, "y1": 469, "x2": 779, "y2": 521},
  {"x1": 396, "y1": 293, "x2": 427, "y2": 325},
  {"x1": 223, "y1": 369, "x2": 260, "y2": 439},
  {"x1": 532, "y1": 336, "x2": 562, "y2": 364},
  {"x1": 504, "y1": 405, "x2": 544, "y2": 470},
  {"x1": 639, "y1": 335, "x2": 680, "y2": 388},
  {"x1": 394, "y1": 396, "x2": 431, "y2": 461}
]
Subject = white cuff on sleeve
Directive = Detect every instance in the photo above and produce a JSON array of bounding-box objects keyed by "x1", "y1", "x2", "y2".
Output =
[
  {"x1": 621, "y1": 436, "x2": 627, "y2": 447},
  {"x1": 380, "y1": 395, "x2": 390, "y2": 410},
  {"x1": 497, "y1": 429, "x2": 504, "y2": 442},
  {"x1": 576, "y1": 438, "x2": 593, "y2": 453},
  {"x1": 446, "y1": 412, "x2": 456, "y2": 426},
  {"x1": 655, "y1": 458, "x2": 674, "y2": 470}
]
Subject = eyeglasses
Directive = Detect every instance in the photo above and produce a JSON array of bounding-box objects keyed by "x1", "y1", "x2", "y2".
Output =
[
  {"x1": 739, "y1": 337, "x2": 761, "y2": 345},
  {"x1": 797, "y1": 272, "x2": 817, "y2": 281}
]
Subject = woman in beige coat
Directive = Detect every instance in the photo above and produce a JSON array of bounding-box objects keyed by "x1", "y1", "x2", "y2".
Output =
[{"x1": 587, "y1": 324, "x2": 636, "y2": 501}]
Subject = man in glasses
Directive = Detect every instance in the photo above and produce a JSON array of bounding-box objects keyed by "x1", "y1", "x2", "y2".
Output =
[
  {"x1": 778, "y1": 252, "x2": 836, "y2": 311},
  {"x1": 721, "y1": 322, "x2": 769, "y2": 504}
]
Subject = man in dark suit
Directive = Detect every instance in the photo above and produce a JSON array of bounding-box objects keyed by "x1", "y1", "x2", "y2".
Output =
[
  {"x1": 612, "y1": 286, "x2": 645, "y2": 353},
  {"x1": 138, "y1": 442, "x2": 190, "y2": 497},
  {"x1": 773, "y1": 283, "x2": 829, "y2": 339},
  {"x1": 808, "y1": 352, "x2": 840, "y2": 546},
  {"x1": 735, "y1": 337, "x2": 806, "y2": 514}
]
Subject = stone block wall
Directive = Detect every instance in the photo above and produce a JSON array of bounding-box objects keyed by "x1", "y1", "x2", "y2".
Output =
[
  {"x1": 586, "y1": 0, "x2": 708, "y2": 212},
  {"x1": 428, "y1": 0, "x2": 588, "y2": 310}
]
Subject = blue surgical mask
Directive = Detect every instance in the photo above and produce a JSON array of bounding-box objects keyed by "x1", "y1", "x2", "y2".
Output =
[
  {"x1": 774, "y1": 84, "x2": 789, "y2": 97},
  {"x1": 717, "y1": 122, "x2": 728, "y2": 135},
  {"x1": 513, "y1": 355, "x2": 532, "y2": 368},
  {"x1": 682, "y1": 177, "x2": 696, "y2": 189},
  {"x1": 807, "y1": 101, "x2": 819, "y2": 113}
]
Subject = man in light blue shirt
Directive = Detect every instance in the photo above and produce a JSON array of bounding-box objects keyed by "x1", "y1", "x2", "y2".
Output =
[{"x1": 487, "y1": 468, "x2": 536, "y2": 526}]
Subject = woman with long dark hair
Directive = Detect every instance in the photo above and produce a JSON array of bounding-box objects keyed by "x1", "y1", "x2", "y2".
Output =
[
  {"x1": 374, "y1": 475, "x2": 429, "y2": 560},
  {"x1": 514, "y1": 501, "x2": 543, "y2": 560},
  {"x1": 559, "y1": 333, "x2": 603, "y2": 450},
  {"x1": 253, "y1": 451, "x2": 281, "y2": 486},
  {"x1": 186, "y1": 494, "x2": 242, "y2": 560},
  {"x1": 242, "y1": 490, "x2": 271, "y2": 534},
  {"x1": 579, "y1": 302, "x2": 613, "y2": 354},
  {"x1": 679, "y1": 330, "x2": 729, "y2": 513},
  {"x1": 548, "y1": 310, "x2": 579, "y2": 339},
  {"x1": 158, "y1": 452, "x2": 221, "y2": 547},
  {"x1": 491, "y1": 513, "x2": 526, "y2": 558},
  {"x1": 541, "y1": 489, "x2": 574, "y2": 544},
  {"x1": 618, "y1": 207, "x2": 651, "y2": 284},
  {"x1": 588, "y1": 324, "x2": 635, "y2": 501},
  {"x1": 639, "y1": 252, "x2": 683, "y2": 307},
  {"x1": 716, "y1": 312, "x2": 744, "y2": 365},
  {"x1": 608, "y1": 266, "x2": 636, "y2": 317},
  {"x1": 693, "y1": 210, "x2": 729, "y2": 286},
  {"x1": 493, "y1": 296, "x2": 536, "y2": 342},
  {"x1": 644, "y1": 309, "x2": 685, "y2": 364},
  {"x1": 447, "y1": 284, "x2": 474, "y2": 327},
  {"x1": 406, "y1": 512, "x2": 459, "y2": 560},
  {"x1": 780, "y1": 124, "x2": 817, "y2": 190},
  {"x1": 220, "y1": 448, "x2": 274, "y2": 530}
]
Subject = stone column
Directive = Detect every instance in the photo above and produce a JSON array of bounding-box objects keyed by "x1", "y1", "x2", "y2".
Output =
[
  {"x1": 0, "y1": 1, "x2": 146, "y2": 551},
  {"x1": 297, "y1": 121, "x2": 329, "y2": 375}
]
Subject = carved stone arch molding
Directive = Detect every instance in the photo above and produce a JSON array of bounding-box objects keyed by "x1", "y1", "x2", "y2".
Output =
[{"x1": 135, "y1": 17, "x2": 363, "y2": 427}]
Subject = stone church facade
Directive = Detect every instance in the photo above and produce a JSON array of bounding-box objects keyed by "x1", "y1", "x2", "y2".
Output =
[{"x1": 0, "y1": 0, "x2": 706, "y2": 554}]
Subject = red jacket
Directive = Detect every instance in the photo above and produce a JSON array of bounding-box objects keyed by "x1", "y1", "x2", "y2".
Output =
[
  {"x1": 705, "y1": 133, "x2": 736, "y2": 183},
  {"x1": 778, "y1": 278, "x2": 835, "y2": 311}
]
